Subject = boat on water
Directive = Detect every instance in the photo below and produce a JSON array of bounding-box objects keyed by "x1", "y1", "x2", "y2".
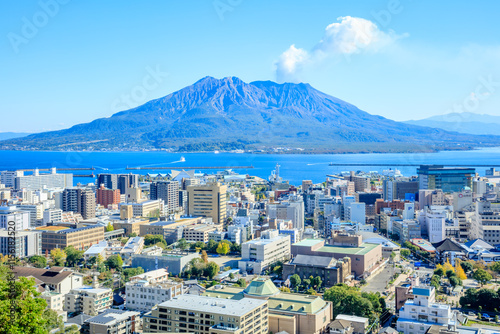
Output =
[
  {"x1": 214, "y1": 150, "x2": 220, "y2": 154},
  {"x1": 180, "y1": 156, "x2": 186, "y2": 162}
]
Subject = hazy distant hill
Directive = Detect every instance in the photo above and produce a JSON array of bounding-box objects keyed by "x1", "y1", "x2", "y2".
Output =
[
  {"x1": 405, "y1": 112, "x2": 500, "y2": 135},
  {"x1": 0, "y1": 132, "x2": 31, "y2": 141},
  {"x1": 3, "y1": 77, "x2": 500, "y2": 153}
]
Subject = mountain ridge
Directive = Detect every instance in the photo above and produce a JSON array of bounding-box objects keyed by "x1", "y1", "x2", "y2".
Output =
[{"x1": 3, "y1": 76, "x2": 500, "y2": 153}]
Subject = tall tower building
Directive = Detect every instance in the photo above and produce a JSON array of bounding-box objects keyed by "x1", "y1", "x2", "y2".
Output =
[
  {"x1": 62, "y1": 188, "x2": 96, "y2": 220},
  {"x1": 187, "y1": 182, "x2": 227, "y2": 225},
  {"x1": 150, "y1": 181, "x2": 179, "y2": 214}
]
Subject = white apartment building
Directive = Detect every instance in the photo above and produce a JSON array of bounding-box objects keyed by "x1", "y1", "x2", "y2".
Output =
[
  {"x1": 397, "y1": 286, "x2": 453, "y2": 334},
  {"x1": 239, "y1": 229, "x2": 291, "y2": 274},
  {"x1": 422, "y1": 208, "x2": 446, "y2": 243},
  {"x1": 0, "y1": 170, "x2": 23, "y2": 188},
  {"x1": 18, "y1": 203, "x2": 44, "y2": 227},
  {"x1": 0, "y1": 229, "x2": 42, "y2": 258},
  {"x1": 0, "y1": 206, "x2": 30, "y2": 231},
  {"x1": 267, "y1": 197, "x2": 304, "y2": 230},
  {"x1": 125, "y1": 279, "x2": 183, "y2": 312},
  {"x1": 345, "y1": 202, "x2": 366, "y2": 224},
  {"x1": 64, "y1": 286, "x2": 113, "y2": 316},
  {"x1": 43, "y1": 208, "x2": 63, "y2": 224},
  {"x1": 14, "y1": 168, "x2": 73, "y2": 191}
]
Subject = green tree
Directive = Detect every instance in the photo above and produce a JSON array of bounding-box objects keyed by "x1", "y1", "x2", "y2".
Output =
[
  {"x1": 106, "y1": 222, "x2": 114, "y2": 232},
  {"x1": 0, "y1": 276, "x2": 49, "y2": 333},
  {"x1": 50, "y1": 248, "x2": 67, "y2": 266},
  {"x1": 207, "y1": 239, "x2": 218, "y2": 253},
  {"x1": 400, "y1": 249, "x2": 411, "y2": 258},
  {"x1": 105, "y1": 255, "x2": 123, "y2": 270},
  {"x1": 446, "y1": 270, "x2": 456, "y2": 279},
  {"x1": 204, "y1": 262, "x2": 219, "y2": 279},
  {"x1": 64, "y1": 246, "x2": 84, "y2": 267},
  {"x1": 449, "y1": 276, "x2": 461, "y2": 287},
  {"x1": 434, "y1": 268, "x2": 444, "y2": 277},
  {"x1": 129, "y1": 232, "x2": 137, "y2": 237},
  {"x1": 461, "y1": 261, "x2": 474, "y2": 273},
  {"x1": 123, "y1": 267, "x2": 144, "y2": 281},
  {"x1": 28, "y1": 255, "x2": 47, "y2": 268},
  {"x1": 216, "y1": 242, "x2": 230, "y2": 255},
  {"x1": 229, "y1": 273, "x2": 235, "y2": 280},
  {"x1": 43, "y1": 309, "x2": 63, "y2": 332},
  {"x1": 290, "y1": 274, "x2": 301, "y2": 288},
  {"x1": 473, "y1": 269, "x2": 492, "y2": 286},
  {"x1": 236, "y1": 278, "x2": 247, "y2": 287},
  {"x1": 313, "y1": 276, "x2": 322, "y2": 289},
  {"x1": 177, "y1": 238, "x2": 189, "y2": 250},
  {"x1": 306, "y1": 287, "x2": 317, "y2": 295},
  {"x1": 303, "y1": 278, "x2": 311, "y2": 288}
]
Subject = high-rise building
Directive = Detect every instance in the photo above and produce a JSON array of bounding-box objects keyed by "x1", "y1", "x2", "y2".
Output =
[
  {"x1": 150, "y1": 181, "x2": 180, "y2": 213},
  {"x1": 96, "y1": 184, "x2": 121, "y2": 208},
  {"x1": 384, "y1": 180, "x2": 419, "y2": 201},
  {"x1": 0, "y1": 170, "x2": 23, "y2": 188},
  {"x1": 96, "y1": 173, "x2": 139, "y2": 194},
  {"x1": 267, "y1": 196, "x2": 304, "y2": 230},
  {"x1": 0, "y1": 230, "x2": 42, "y2": 258},
  {"x1": 62, "y1": 188, "x2": 96, "y2": 219},
  {"x1": 187, "y1": 182, "x2": 227, "y2": 225},
  {"x1": 417, "y1": 165, "x2": 474, "y2": 193},
  {"x1": 36, "y1": 225, "x2": 105, "y2": 251},
  {"x1": 0, "y1": 206, "x2": 30, "y2": 230},
  {"x1": 13, "y1": 168, "x2": 73, "y2": 191}
]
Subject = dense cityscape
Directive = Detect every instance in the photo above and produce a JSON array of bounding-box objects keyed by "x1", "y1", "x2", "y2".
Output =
[{"x1": 1, "y1": 163, "x2": 499, "y2": 334}]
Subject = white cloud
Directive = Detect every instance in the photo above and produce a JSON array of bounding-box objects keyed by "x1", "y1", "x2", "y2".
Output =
[{"x1": 275, "y1": 16, "x2": 406, "y2": 82}]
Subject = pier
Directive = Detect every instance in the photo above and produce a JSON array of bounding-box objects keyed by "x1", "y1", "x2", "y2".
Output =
[
  {"x1": 126, "y1": 166, "x2": 254, "y2": 170},
  {"x1": 328, "y1": 163, "x2": 500, "y2": 167}
]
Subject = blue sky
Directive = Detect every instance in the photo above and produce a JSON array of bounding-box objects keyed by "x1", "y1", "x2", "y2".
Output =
[{"x1": 1, "y1": 0, "x2": 500, "y2": 132}]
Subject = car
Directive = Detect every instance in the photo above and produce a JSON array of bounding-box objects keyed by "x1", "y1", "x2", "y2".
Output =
[
  {"x1": 482, "y1": 313, "x2": 491, "y2": 320},
  {"x1": 468, "y1": 312, "x2": 476, "y2": 316}
]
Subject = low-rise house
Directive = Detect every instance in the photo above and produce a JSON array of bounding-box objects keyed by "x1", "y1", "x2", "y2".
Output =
[{"x1": 14, "y1": 266, "x2": 83, "y2": 294}]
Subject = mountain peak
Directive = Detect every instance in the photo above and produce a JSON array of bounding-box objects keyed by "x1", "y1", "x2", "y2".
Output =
[{"x1": 3, "y1": 76, "x2": 500, "y2": 152}]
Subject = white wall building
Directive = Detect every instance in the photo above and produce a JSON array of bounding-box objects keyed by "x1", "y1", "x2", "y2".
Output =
[
  {"x1": 0, "y1": 206, "x2": 30, "y2": 231},
  {"x1": 125, "y1": 279, "x2": 183, "y2": 312},
  {"x1": 267, "y1": 196, "x2": 304, "y2": 230},
  {"x1": 397, "y1": 286, "x2": 453, "y2": 334},
  {"x1": 239, "y1": 229, "x2": 291, "y2": 274}
]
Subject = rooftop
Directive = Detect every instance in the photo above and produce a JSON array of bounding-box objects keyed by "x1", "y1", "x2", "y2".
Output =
[
  {"x1": 317, "y1": 242, "x2": 379, "y2": 255},
  {"x1": 86, "y1": 309, "x2": 139, "y2": 325},
  {"x1": 292, "y1": 238, "x2": 324, "y2": 247},
  {"x1": 156, "y1": 294, "x2": 266, "y2": 316},
  {"x1": 336, "y1": 314, "x2": 369, "y2": 324}
]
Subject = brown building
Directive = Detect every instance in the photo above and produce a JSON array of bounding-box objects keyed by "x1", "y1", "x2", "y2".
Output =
[
  {"x1": 291, "y1": 237, "x2": 382, "y2": 278},
  {"x1": 62, "y1": 188, "x2": 96, "y2": 220},
  {"x1": 375, "y1": 199, "x2": 410, "y2": 214},
  {"x1": 96, "y1": 184, "x2": 121, "y2": 208},
  {"x1": 282, "y1": 254, "x2": 351, "y2": 287},
  {"x1": 36, "y1": 225, "x2": 105, "y2": 252}
]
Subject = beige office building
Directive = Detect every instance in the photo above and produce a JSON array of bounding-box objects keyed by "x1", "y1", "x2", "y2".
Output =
[
  {"x1": 37, "y1": 225, "x2": 105, "y2": 252},
  {"x1": 187, "y1": 182, "x2": 227, "y2": 225},
  {"x1": 143, "y1": 294, "x2": 268, "y2": 334}
]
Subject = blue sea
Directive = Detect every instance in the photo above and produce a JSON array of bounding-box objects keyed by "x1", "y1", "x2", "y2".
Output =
[{"x1": 1, "y1": 148, "x2": 500, "y2": 186}]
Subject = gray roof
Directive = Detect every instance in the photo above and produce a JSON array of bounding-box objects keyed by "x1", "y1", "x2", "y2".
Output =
[
  {"x1": 290, "y1": 254, "x2": 335, "y2": 267},
  {"x1": 85, "y1": 309, "x2": 139, "y2": 325},
  {"x1": 14, "y1": 266, "x2": 73, "y2": 285},
  {"x1": 463, "y1": 239, "x2": 495, "y2": 250},
  {"x1": 157, "y1": 294, "x2": 266, "y2": 316},
  {"x1": 67, "y1": 314, "x2": 93, "y2": 325}
]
